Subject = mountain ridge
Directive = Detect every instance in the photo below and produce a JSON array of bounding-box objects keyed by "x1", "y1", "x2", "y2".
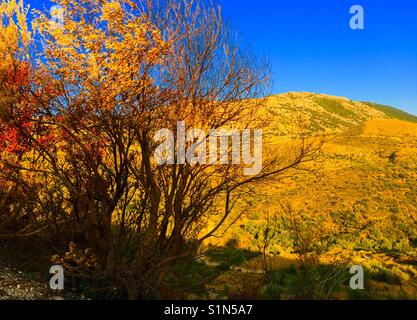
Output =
[{"x1": 262, "y1": 92, "x2": 417, "y2": 135}]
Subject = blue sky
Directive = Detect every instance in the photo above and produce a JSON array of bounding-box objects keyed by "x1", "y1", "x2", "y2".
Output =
[
  {"x1": 26, "y1": 0, "x2": 417, "y2": 114},
  {"x1": 219, "y1": 0, "x2": 417, "y2": 115}
]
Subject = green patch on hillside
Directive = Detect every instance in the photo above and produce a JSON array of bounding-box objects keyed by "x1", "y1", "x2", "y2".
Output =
[
  {"x1": 313, "y1": 96, "x2": 354, "y2": 118},
  {"x1": 362, "y1": 102, "x2": 417, "y2": 123}
]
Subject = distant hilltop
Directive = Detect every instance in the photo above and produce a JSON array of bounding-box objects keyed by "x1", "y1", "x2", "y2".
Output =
[{"x1": 259, "y1": 92, "x2": 417, "y2": 135}]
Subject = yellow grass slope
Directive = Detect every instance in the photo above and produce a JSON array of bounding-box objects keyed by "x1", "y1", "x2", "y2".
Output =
[
  {"x1": 362, "y1": 119, "x2": 417, "y2": 138},
  {"x1": 205, "y1": 93, "x2": 417, "y2": 299}
]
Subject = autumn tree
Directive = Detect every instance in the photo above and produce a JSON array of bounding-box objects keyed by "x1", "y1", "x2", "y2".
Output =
[
  {"x1": 0, "y1": 0, "x2": 40, "y2": 237},
  {"x1": 0, "y1": 0, "x2": 323, "y2": 298}
]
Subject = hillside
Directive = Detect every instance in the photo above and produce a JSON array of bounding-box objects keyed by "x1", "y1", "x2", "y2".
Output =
[
  {"x1": 361, "y1": 102, "x2": 417, "y2": 124},
  {"x1": 203, "y1": 93, "x2": 417, "y2": 300},
  {"x1": 263, "y1": 92, "x2": 417, "y2": 135}
]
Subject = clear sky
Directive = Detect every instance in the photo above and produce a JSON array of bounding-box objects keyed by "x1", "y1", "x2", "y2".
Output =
[
  {"x1": 25, "y1": 0, "x2": 417, "y2": 115},
  {"x1": 218, "y1": 0, "x2": 417, "y2": 115}
]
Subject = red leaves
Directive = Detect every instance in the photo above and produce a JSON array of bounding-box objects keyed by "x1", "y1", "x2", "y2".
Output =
[
  {"x1": 0, "y1": 123, "x2": 59, "y2": 157},
  {"x1": 0, "y1": 117, "x2": 33, "y2": 155},
  {"x1": 0, "y1": 59, "x2": 59, "y2": 156},
  {"x1": 0, "y1": 104, "x2": 57, "y2": 156},
  {"x1": 0, "y1": 126, "x2": 25, "y2": 154},
  {"x1": 4, "y1": 61, "x2": 30, "y2": 88},
  {"x1": 0, "y1": 98, "x2": 32, "y2": 155}
]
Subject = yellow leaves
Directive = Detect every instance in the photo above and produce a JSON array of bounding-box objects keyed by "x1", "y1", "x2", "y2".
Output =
[
  {"x1": 0, "y1": 0, "x2": 32, "y2": 62},
  {"x1": 101, "y1": 1, "x2": 123, "y2": 23},
  {"x1": 28, "y1": 0, "x2": 173, "y2": 113},
  {"x1": 52, "y1": 242, "x2": 100, "y2": 275},
  {"x1": 87, "y1": 54, "x2": 100, "y2": 79},
  {"x1": 16, "y1": 0, "x2": 31, "y2": 47},
  {"x1": 0, "y1": 0, "x2": 17, "y2": 17}
]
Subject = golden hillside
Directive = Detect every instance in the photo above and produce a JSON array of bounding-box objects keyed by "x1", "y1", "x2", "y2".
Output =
[
  {"x1": 203, "y1": 93, "x2": 417, "y2": 299},
  {"x1": 262, "y1": 92, "x2": 417, "y2": 135}
]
